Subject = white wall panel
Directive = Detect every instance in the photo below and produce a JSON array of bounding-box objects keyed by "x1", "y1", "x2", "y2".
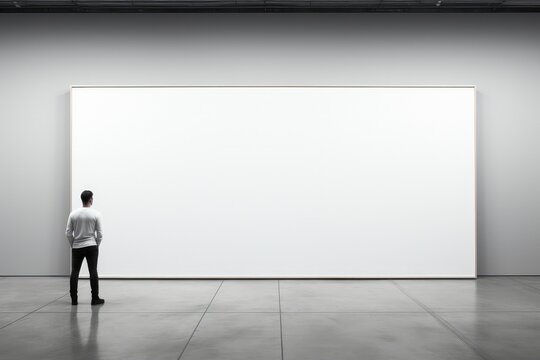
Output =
[{"x1": 71, "y1": 86, "x2": 475, "y2": 277}]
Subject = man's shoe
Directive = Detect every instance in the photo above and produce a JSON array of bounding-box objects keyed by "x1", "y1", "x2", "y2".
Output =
[
  {"x1": 71, "y1": 296, "x2": 78, "y2": 305},
  {"x1": 91, "y1": 298, "x2": 105, "y2": 305}
]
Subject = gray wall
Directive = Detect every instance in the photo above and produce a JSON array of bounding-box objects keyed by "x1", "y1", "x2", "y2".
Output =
[{"x1": 1, "y1": 13, "x2": 539, "y2": 276}]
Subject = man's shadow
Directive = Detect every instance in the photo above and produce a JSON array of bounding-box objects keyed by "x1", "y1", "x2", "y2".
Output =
[{"x1": 70, "y1": 305, "x2": 101, "y2": 360}]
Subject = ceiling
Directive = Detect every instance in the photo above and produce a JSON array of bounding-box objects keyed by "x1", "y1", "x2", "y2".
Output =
[{"x1": 1, "y1": 0, "x2": 539, "y2": 12}]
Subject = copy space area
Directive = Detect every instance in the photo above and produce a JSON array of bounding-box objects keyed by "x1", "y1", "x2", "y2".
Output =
[{"x1": 71, "y1": 86, "x2": 475, "y2": 278}]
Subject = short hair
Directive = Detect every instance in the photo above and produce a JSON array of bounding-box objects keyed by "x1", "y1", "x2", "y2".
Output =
[{"x1": 81, "y1": 190, "x2": 93, "y2": 205}]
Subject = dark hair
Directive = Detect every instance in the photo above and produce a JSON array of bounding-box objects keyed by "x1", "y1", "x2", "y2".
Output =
[{"x1": 81, "y1": 190, "x2": 93, "y2": 205}]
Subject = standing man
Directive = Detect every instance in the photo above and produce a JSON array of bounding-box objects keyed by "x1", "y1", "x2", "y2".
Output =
[{"x1": 66, "y1": 190, "x2": 105, "y2": 306}]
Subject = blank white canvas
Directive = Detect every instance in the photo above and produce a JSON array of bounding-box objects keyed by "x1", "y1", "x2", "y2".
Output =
[{"x1": 71, "y1": 86, "x2": 476, "y2": 278}]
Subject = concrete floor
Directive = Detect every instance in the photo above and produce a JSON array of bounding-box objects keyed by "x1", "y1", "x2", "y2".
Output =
[{"x1": 1, "y1": 277, "x2": 540, "y2": 359}]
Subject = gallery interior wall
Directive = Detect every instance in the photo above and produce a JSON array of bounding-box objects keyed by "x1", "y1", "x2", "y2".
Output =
[{"x1": 0, "y1": 13, "x2": 538, "y2": 276}]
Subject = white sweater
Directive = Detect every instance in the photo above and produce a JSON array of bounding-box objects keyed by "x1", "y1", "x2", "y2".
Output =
[{"x1": 65, "y1": 207, "x2": 103, "y2": 249}]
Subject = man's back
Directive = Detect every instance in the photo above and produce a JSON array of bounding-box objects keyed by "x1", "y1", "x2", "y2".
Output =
[
  {"x1": 66, "y1": 208, "x2": 103, "y2": 248},
  {"x1": 67, "y1": 190, "x2": 105, "y2": 306}
]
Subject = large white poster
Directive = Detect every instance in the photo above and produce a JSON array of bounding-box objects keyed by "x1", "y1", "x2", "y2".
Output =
[{"x1": 72, "y1": 86, "x2": 476, "y2": 278}]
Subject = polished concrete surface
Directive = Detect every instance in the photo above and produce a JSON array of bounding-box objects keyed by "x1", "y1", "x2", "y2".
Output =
[{"x1": 1, "y1": 277, "x2": 540, "y2": 359}]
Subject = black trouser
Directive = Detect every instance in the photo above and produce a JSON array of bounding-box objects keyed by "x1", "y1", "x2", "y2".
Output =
[{"x1": 70, "y1": 245, "x2": 99, "y2": 299}]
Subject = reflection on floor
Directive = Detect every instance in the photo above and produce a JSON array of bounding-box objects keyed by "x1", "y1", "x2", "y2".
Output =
[{"x1": 1, "y1": 276, "x2": 540, "y2": 359}]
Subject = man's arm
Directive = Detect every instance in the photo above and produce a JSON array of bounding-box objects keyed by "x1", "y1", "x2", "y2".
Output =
[
  {"x1": 95, "y1": 214, "x2": 103, "y2": 246},
  {"x1": 65, "y1": 215, "x2": 74, "y2": 247}
]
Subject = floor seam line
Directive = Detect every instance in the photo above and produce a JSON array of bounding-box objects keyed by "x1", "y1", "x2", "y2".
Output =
[
  {"x1": 0, "y1": 291, "x2": 69, "y2": 331},
  {"x1": 391, "y1": 280, "x2": 492, "y2": 360},
  {"x1": 177, "y1": 280, "x2": 224, "y2": 360},
  {"x1": 0, "y1": 313, "x2": 30, "y2": 331},
  {"x1": 280, "y1": 311, "x2": 430, "y2": 314},
  {"x1": 278, "y1": 279, "x2": 285, "y2": 360}
]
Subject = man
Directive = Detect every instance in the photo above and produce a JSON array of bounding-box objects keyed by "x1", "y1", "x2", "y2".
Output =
[{"x1": 65, "y1": 190, "x2": 105, "y2": 306}]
